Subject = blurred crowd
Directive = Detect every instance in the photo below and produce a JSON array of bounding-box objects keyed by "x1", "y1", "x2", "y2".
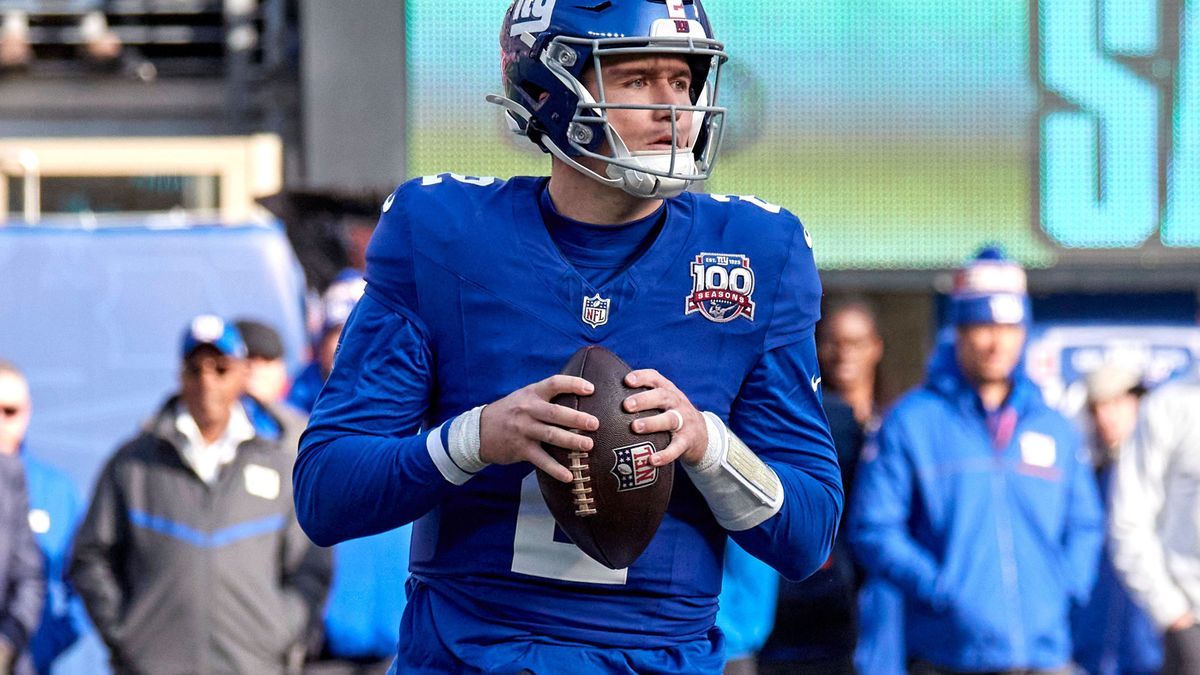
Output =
[
  {"x1": 0, "y1": 0, "x2": 121, "y2": 70},
  {"x1": 728, "y1": 249, "x2": 1197, "y2": 675},
  {"x1": 0, "y1": 254, "x2": 406, "y2": 674},
  {"x1": 0, "y1": 237, "x2": 1195, "y2": 675}
]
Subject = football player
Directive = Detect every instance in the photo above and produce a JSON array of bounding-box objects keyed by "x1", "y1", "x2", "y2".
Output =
[{"x1": 293, "y1": 1, "x2": 842, "y2": 672}]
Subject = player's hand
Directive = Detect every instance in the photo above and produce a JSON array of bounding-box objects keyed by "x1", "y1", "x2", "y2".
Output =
[
  {"x1": 1169, "y1": 611, "x2": 1197, "y2": 632},
  {"x1": 479, "y1": 375, "x2": 599, "y2": 483},
  {"x1": 623, "y1": 369, "x2": 708, "y2": 467}
]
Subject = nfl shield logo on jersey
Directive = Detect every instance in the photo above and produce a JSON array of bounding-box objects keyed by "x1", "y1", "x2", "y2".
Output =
[
  {"x1": 686, "y1": 252, "x2": 757, "y2": 323},
  {"x1": 582, "y1": 293, "x2": 610, "y2": 328},
  {"x1": 610, "y1": 442, "x2": 658, "y2": 492}
]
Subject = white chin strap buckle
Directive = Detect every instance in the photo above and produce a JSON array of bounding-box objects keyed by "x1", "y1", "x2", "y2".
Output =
[{"x1": 606, "y1": 151, "x2": 697, "y2": 199}]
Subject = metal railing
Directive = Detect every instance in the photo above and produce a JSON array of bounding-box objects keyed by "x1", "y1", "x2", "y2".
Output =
[{"x1": 0, "y1": 150, "x2": 41, "y2": 225}]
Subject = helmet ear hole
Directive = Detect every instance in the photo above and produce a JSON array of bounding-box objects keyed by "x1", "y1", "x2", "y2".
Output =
[{"x1": 519, "y1": 82, "x2": 550, "y2": 110}]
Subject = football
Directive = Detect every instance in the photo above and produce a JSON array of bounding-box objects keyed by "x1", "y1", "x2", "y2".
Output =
[{"x1": 538, "y1": 345, "x2": 674, "y2": 570}]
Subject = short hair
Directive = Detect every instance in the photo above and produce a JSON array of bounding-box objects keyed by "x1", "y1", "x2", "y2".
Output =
[
  {"x1": 0, "y1": 359, "x2": 24, "y2": 381},
  {"x1": 818, "y1": 294, "x2": 881, "y2": 340},
  {"x1": 233, "y1": 319, "x2": 286, "y2": 361}
]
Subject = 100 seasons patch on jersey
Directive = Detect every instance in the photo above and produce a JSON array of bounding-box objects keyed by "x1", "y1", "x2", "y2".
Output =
[{"x1": 687, "y1": 252, "x2": 756, "y2": 323}]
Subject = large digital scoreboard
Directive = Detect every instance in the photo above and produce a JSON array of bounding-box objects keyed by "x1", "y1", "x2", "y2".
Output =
[{"x1": 407, "y1": 1, "x2": 1200, "y2": 270}]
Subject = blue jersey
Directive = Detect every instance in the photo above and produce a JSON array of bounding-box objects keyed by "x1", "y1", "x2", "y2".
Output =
[{"x1": 294, "y1": 175, "x2": 841, "y2": 658}]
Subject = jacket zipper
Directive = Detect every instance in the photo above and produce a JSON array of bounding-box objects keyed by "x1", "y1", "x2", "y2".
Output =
[{"x1": 989, "y1": 416, "x2": 1027, "y2": 664}]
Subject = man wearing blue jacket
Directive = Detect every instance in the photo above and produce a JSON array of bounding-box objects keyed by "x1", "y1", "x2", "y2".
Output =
[
  {"x1": 849, "y1": 248, "x2": 1104, "y2": 674},
  {"x1": 0, "y1": 361, "x2": 93, "y2": 675}
]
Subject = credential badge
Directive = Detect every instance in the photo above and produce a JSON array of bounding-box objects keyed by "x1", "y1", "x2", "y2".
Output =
[
  {"x1": 611, "y1": 442, "x2": 658, "y2": 491},
  {"x1": 686, "y1": 252, "x2": 756, "y2": 323},
  {"x1": 582, "y1": 293, "x2": 610, "y2": 328},
  {"x1": 1019, "y1": 432, "x2": 1057, "y2": 468}
]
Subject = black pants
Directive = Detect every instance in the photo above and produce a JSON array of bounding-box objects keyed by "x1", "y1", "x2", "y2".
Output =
[
  {"x1": 1164, "y1": 625, "x2": 1200, "y2": 675},
  {"x1": 908, "y1": 661, "x2": 1072, "y2": 675}
]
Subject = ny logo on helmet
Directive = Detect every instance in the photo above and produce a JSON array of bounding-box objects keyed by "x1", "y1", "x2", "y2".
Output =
[{"x1": 510, "y1": 0, "x2": 557, "y2": 36}]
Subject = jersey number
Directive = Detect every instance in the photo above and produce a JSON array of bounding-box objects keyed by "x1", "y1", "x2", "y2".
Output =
[
  {"x1": 511, "y1": 473, "x2": 628, "y2": 585},
  {"x1": 709, "y1": 193, "x2": 782, "y2": 213},
  {"x1": 420, "y1": 173, "x2": 497, "y2": 187}
]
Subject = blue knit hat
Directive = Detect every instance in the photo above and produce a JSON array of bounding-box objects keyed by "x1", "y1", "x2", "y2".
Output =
[
  {"x1": 949, "y1": 247, "x2": 1030, "y2": 326},
  {"x1": 321, "y1": 269, "x2": 366, "y2": 335}
]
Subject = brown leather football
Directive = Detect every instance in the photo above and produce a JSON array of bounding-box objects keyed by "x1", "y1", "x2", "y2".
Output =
[{"x1": 538, "y1": 345, "x2": 674, "y2": 570}]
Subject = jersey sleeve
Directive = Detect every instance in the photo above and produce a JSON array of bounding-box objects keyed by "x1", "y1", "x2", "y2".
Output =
[
  {"x1": 362, "y1": 180, "x2": 422, "y2": 311},
  {"x1": 293, "y1": 181, "x2": 452, "y2": 547},
  {"x1": 762, "y1": 213, "x2": 821, "y2": 351},
  {"x1": 725, "y1": 335, "x2": 844, "y2": 582}
]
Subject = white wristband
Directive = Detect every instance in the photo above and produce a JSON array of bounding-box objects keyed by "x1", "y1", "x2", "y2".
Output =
[
  {"x1": 449, "y1": 405, "x2": 488, "y2": 474},
  {"x1": 683, "y1": 412, "x2": 784, "y2": 531},
  {"x1": 426, "y1": 405, "x2": 488, "y2": 485}
]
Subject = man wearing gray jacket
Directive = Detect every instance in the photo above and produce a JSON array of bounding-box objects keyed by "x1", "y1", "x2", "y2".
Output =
[
  {"x1": 69, "y1": 316, "x2": 331, "y2": 675},
  {"x1": 1110, "y1": 373, "x2": 1200, "y2": 675}
]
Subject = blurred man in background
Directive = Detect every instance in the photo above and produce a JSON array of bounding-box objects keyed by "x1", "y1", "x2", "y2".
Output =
[
  {"x1": 69, "y1": 316, "x2": 330, "y2": 675},
  {"x1": 288, "y1": 270, "x2": 365, "y2": 414},
  {"x1": 0, "y1": 361, "x2": 45, "y2": 675},
  {"x1": 1071, "y1": 365, "x2": 1160, "y2": 675},
  {"x1": 1110, "y1": 371, "x2": 1200, "y2": 675},
  {"x1": 0, "y1": 361, "x2": 84, "y2": 675},
  {"x1": 236, "y1": 318, "x2": 292, "y2": 404},
  {"x1": 286, "y1": 283, "x2": 411, "y2": 675},
  {"x1": 760, "y1": 297, "x2": 884, "y2": 674},
  {"x1": 850, "y1": 248, "x2": 1103, "y2": 674},
  {"x1": 818, "y1": 297, "x2": 885, "y2": 430},
  {"x1": 234, "y1": 318, "x2": 308, "y2": 454}
]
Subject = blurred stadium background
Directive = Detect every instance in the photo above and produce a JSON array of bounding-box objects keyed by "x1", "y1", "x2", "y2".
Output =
[{"x1": 0, "y1": 1, "x2": 1199, "y2": 671}]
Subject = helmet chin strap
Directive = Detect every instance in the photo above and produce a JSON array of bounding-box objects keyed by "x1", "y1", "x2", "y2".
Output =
[
  {"x1": 597, "y1": 116, "x2": 695, "y2": 198},
  {"x1": 604, "y1": 146, "x2": 697, "y2": 199}
]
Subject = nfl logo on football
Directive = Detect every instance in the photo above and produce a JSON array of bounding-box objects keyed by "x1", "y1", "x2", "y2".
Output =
[
  {"x1": 611, "y1": 442, "x2": 658, "y2": 492},
  {"x1": 582, "y1": 293, "x2": 610, "y2": 328}
]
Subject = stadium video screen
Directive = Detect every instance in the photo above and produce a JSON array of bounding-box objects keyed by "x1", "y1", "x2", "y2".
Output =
[{"x1": 406, "y1": 1, "x2": 1196, "y2": 270}]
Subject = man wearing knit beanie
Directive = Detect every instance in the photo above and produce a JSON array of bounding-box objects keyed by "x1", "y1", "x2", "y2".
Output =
[{"x1": 850, "y1": 247, "x2": 1103, "y2": 674}]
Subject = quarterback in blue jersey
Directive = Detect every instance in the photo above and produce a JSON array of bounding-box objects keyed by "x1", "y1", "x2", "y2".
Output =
[{"x1": 293, "y1": 1, "x2": 843, "y2": 672}]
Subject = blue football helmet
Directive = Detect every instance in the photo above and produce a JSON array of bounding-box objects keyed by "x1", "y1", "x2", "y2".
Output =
[{"x1": 488, "y1": 0, "x2": 728, "y2": 198}]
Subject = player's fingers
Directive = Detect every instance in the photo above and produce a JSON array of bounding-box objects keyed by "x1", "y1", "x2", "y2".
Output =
[
  {"x1": 623, "y1": 388, "x2": 677, "y2": 414},
  {"x1": 527, "y1": 445, "x2": 575, "y2": 483},
  {"x1": 538, "y1": 374, "x2": 594, "y2": 398},
  {"x1": 625, "y1": 368, "x2": 667, "y2": 389},
  {"x1": 531, "y1": 400, "x2": 599, "y2": 431},
  {"x1": 630, "y1": 410, "x2": 684, "y2": 435},
  {"x1": 537, "y1": 424, "x2": 593, "y2": 453},
  {"x1": 649, "y1": 438, "x2": 690, "y2": 466}
]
